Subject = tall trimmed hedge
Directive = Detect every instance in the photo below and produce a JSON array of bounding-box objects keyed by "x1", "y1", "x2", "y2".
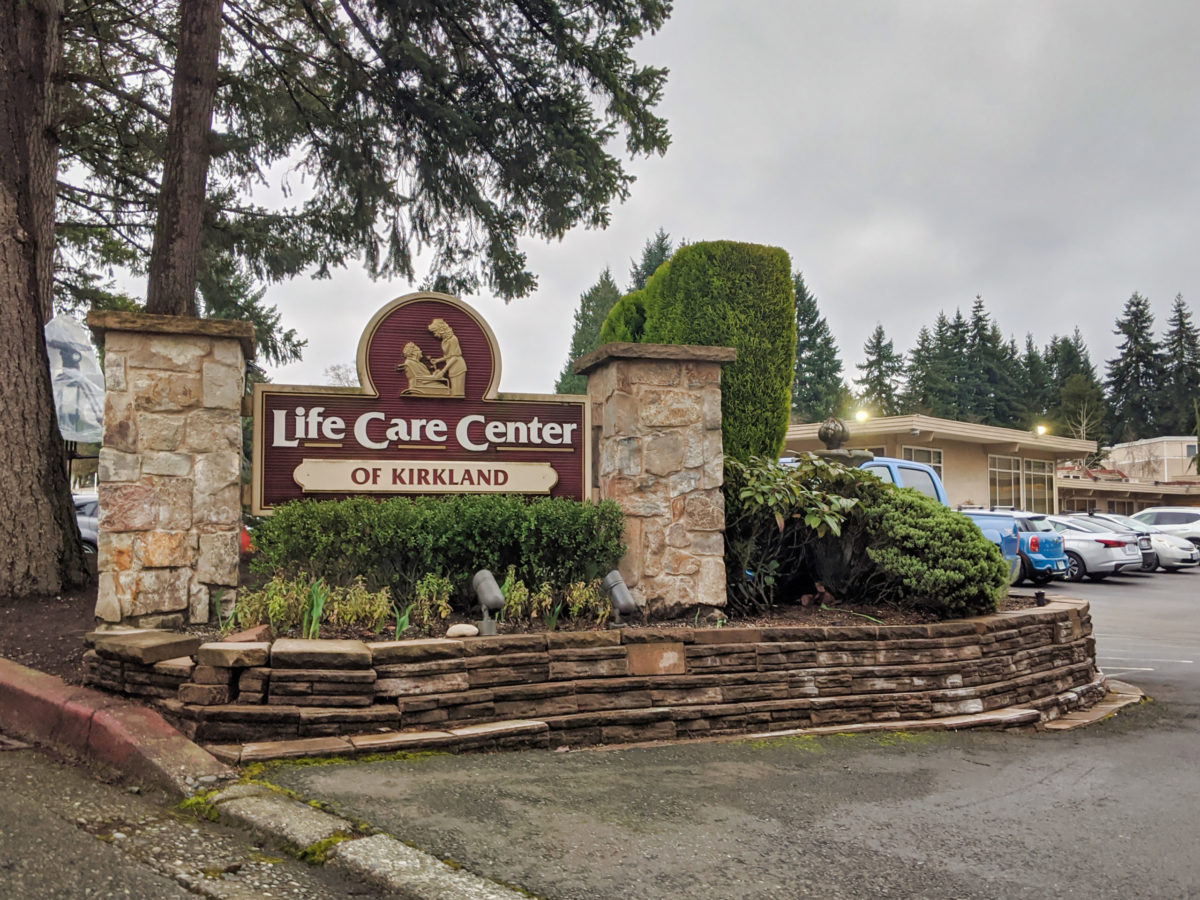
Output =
[{"x1": 642, "y1": 241, "x2": 795, "y2": 462}]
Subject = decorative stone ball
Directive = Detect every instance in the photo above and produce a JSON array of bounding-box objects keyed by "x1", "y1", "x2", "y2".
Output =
[{"x1": 817, "y1": 416, "x2": 850, "y2": 450}]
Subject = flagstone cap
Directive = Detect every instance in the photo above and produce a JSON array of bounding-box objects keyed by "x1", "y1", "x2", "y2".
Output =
[
  {"x1": 87, "y1": 310, "x2": 256, "y2": 359},
  {"x1": 573, "y1": 342, "x2": 736, "y2": 375}
]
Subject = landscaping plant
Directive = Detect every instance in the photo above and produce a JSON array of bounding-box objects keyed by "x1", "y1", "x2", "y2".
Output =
[{"x1": 724, "y1": 454, "x2": 1008, "y2": 619}]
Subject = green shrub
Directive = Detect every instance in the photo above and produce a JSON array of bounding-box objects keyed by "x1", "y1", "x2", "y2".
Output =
[
  {"x1": 725, "y1": 455, "x2": 1007, "y2": 619},
  {"x1": 251, "y1": 495, "x2": 626, "y2": 613},
  {"x1": 598, "y1": 289, "x2": 648, "y2": 343},
  {"x1": 643, "y1": 241, "x2": 795, "y2": 462}
]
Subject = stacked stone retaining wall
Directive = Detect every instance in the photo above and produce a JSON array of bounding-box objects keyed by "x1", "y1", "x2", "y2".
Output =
[{"x1": 84, "y1": 600, "x2": 1104, "y2": 758}]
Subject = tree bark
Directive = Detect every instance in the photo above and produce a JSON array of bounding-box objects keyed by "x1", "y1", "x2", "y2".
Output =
[
  {"x1": 0, "y1": 0, "x2": 87, "y2": 597},
  {"x1": 145, "y1": 0, "x2": 224, "y2": 317}
]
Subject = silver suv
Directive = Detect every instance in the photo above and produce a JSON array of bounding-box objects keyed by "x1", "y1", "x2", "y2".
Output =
[{"x1": 1131, "y1": 507, "x2": 1200, "y2": 547}]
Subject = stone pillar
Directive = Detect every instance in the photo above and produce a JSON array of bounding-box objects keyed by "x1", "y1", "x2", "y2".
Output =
[
  {"x1": 574, "y1": 343, "x2": 736, "y2": 618},
  {"x1": 86, "y1": 312, "x2": 255, "y2": 627}
]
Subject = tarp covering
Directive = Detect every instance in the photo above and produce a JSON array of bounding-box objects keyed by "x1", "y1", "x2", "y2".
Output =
[{"x1": 45, "y1": 315, "x2": 105, "y2": 443}]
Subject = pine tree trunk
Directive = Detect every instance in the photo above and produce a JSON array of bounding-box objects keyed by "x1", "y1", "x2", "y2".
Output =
[
  {"x1": 145, "y1": 0, "x2": 224, "y2": 316},
  {"x1": 0, "y1": 0, "x2": 88, "y2": 597}
]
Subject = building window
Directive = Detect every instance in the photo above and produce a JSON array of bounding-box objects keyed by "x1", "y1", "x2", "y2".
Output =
[
  {"x1": 1023, "y1": 459, "x2": 1054, "y2": 514},
  {"x1": 902, "y1": 446, "x2": 943, "y2": 479},
  {"x1": 988, "y1": 455, "x2": 1020, "y2": 508}
]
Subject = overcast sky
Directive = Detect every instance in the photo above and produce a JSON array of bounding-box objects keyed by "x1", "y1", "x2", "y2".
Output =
[{"x1": 263, "y1": 1, "x2": 1200, "y2": 397}]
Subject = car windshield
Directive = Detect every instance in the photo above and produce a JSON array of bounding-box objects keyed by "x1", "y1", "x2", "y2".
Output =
[
  {"x1": 1018, "y1": 516, "x2": 1055, "y2": 532},
  {"x1": 1101, "y1": 513, "x2": 1162, "y2": 533},
  {"x1": 1064, "y1": 517, "x2": 1114, "y2": 533}
]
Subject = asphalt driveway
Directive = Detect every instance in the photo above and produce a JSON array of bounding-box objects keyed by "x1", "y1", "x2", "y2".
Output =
[{"x1": 266, "y1": 570, "x2": 1200, "y2": 899}]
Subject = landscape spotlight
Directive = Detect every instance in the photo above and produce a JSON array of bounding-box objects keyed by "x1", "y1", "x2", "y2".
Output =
[
  {"x1": 1035, "y1": 424, "x2": 1048, "y2": 436},
  {"x1": 473, "y1": 569, "x2": 504, "y2": 635},
  {"x1": 854, "y1": 410, "x2": 869, "y2": 423},
  {"x1": 601, "y1": 570, "x2": 637, "y2": 626}
]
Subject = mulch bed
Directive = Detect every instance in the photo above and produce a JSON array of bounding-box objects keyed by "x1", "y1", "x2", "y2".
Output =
[{"x1": 0, "y1": 568, "x2": 1041, "y2": 686}]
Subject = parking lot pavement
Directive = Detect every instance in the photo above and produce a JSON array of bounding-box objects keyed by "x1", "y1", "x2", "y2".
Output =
[
  {"x1": 237, "y1": 569, "x2": 1200, "y2": 900},
  {"x1": 1042, "y1": 567, "x2": 1198, "y2": 695}
]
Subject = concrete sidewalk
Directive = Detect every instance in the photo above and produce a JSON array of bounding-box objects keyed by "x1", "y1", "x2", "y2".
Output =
[{"x1": 0, "y1": 655, "x2": 527, "y2": 898}]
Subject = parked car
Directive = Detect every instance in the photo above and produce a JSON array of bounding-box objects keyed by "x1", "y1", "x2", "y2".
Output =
[
  {"x1": 1077, "y1": 511, "x2": 1200, "y2": 571},
  {"x1": 958, "y1": 509, "x2": 1067, "y2": 585},
  {"x1": 1131, "y1": 507, "x2": 1200, "y2": 547},
  {"x1": 73, "y1": 491, "x2": 98, "y2": 555},
  {"x1": 1046, "y1": 515, "x2": 1142, "y2": 582}
]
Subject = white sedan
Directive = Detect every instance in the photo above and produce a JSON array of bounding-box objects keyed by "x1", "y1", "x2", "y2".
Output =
[
  {"x1": 1083, "y1": 512, "x2": 1200, "y2": 572},
  {"x1": 1047, "y1": 516, "x2": 1143, "y2": 582}
]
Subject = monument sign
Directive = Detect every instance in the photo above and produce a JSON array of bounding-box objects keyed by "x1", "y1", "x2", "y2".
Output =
[{"x1": 251, "y1": 293, "x2": 588, "y2": 513}]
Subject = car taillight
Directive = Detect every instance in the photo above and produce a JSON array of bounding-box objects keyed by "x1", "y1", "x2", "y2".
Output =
[
  {"x1": 1095, "y1": 539, "x2": 1125, "y2": 548},
  {"x1": 1029, "y1": 535, "x2": 1039, "y2": 552}
]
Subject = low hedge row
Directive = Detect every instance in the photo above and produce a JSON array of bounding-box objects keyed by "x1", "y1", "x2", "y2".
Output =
[{"x1": 251, "y1": 495, "x2": 626, "y2": 607}]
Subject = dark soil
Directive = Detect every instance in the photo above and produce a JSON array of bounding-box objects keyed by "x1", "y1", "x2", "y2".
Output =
[{"x1": 0, "y1": 565, "x2": 1040, "y2": 686}]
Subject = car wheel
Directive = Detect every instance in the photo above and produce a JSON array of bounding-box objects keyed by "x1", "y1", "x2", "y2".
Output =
[
  {"x1": 1015, "y1": 556, "x2": 1031, "y2": 586},
  {"x1": 81, "y1": 541, "x2": 97, "y2": 556},
  {"x1": 1064, "y1": 552, "x2": 1085, "y2": 582},
  {"x1": 1141, "y1": 553, "x2": 1158, "y2": 572}
]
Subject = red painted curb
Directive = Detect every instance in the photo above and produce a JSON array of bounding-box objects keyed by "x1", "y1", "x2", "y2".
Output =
[{"x1": 0, "y1": 656, "x2": 230, "y2": 795}]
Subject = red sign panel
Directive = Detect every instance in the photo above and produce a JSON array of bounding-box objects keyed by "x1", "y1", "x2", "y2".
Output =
[{"x1": 252, "y1": 293, "x2": 588, "y2": 513}]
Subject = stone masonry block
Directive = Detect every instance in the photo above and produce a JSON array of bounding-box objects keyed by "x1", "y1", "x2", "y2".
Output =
[
  {"x1": 626, "y1": 642, "x2": 686, "y2": 676},
  {"x1": 98, "y1": 448, "x2": 140, "y2": 484},
  {"x1": 271, "y1": 639, "x2": 373, "y2": 668},
  {"x1": 101, "y1": 395, "x2": 138, "y2": 454},
  {"x1": 128, "y1": 568, "x2": 191, "y2": 616},
  {"x1": 197, "y1": 531, "x2": 240, "y2": 585},
  {"x1": 198, "y1": 642, "x2": 271, "y2": 667}
]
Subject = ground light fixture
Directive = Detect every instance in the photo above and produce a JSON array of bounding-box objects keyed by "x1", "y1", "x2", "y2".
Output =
[
  {"x1": 601, "y1": 570, "x2": 637, "y2": 626},
  {"x1": 472, "y1": 569, "x2": 504, "y2": 635}
]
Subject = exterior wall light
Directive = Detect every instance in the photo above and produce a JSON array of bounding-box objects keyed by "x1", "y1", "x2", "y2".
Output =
[
  {"x1": 473, "y1": 569, "x2": 504, "y2": 635},
  {"x1": 601, "y1": 570, "x2": 637, "y2": 626}
]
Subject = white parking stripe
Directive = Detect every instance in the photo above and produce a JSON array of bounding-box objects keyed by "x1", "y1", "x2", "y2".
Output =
[{"x1": 1097, "y1": 656, "x2": 1194, "y2": 664}]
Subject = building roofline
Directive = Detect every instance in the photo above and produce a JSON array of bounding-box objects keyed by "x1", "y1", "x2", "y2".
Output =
[{"x1": 786, "y1": 414, "x2": 1096, "y2": 457}]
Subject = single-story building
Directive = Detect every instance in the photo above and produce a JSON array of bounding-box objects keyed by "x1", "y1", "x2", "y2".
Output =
[{"x1": 785, "y1": 414, "x2": 1093, "y2": 513}]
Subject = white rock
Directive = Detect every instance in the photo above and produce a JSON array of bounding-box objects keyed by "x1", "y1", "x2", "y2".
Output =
[{"x1": 445, "y1": 624, "x2": 479, "y2": 638}]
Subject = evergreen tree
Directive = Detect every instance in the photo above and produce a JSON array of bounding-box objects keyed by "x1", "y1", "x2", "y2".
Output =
[
  {"x1": 1045, "y1": 329, "x2": 1108, "y2": 437},
  {"x1": 1019, "y1": 335, "x2": 1055, "y2": 428},
  {"x1": 1105, "y1": 292, "x2": 1164, "y2": 441},
  {"x1": 1045, "y1": 329, "x2": 1100, "y2": 388},
  {"x1": 627, "y1": 228, "x2": 673, "y2": 292},
  {"x1": 1160, "y1": 294, "x2": 1200, "y2": 434},
  {"x1": 963, "y1": 296, "x2": 1020, "y2": 426},
  {"x1": 555, "y1": 268, "x2": 623, "y2": 394},
  {"x1": 789, "y1": 272, "x2": 847, "y2": 421},
  {"x1": 3, "y1": 0, "x2": 673, "y2": 600},
  {"x1": 856, "y1": 324, "x2": 905, "y2": 416}
]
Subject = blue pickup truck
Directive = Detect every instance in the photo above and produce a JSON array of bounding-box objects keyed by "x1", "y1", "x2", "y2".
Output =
[{"x1": 850, "y1": 457, "x2": 1022, "y2": 583}]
